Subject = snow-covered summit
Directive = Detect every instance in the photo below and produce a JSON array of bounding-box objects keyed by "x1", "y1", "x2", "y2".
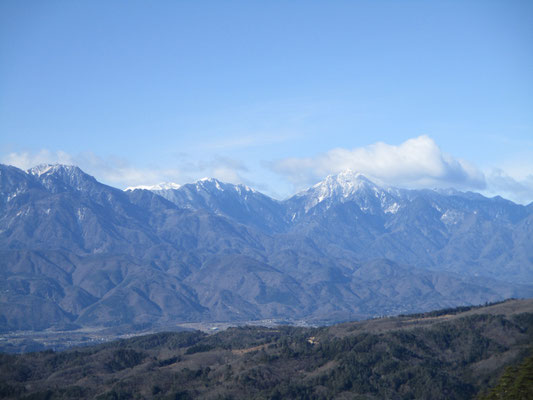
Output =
[
  {"x1": 309, "y1": 170, "x2": 376, "y2": 200},
  {"x1": 292, "y1": 170, "x2": 402, "y2": 214}
]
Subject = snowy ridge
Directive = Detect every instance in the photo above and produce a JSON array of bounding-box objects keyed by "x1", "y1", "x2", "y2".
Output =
[
  {"x1": 121, "y1": 169, "x2": 516, "y2": 223},
  {"x1": 28, "y1": 164, "x2": 79, "y2": 177},
  {"x1": 125, "y1": 182, "x2": 182, "y2": 191},
  {"x1": 125, "y1": 178, "x2": 257, "y2": 195},
  {"x1": 195, "y1": 178, "x2": 257, "y2": 194}
]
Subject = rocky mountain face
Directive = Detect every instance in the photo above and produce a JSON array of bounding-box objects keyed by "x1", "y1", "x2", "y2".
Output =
[{"x1": 1, "y1": 164, "x2": 532, "y2": 332}]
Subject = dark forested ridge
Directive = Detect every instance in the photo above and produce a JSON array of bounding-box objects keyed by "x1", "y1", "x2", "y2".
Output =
[
  {"x1": 1, "y1": 299, "x2": 532, "y2": 400},
  {"x1": 1, "y1": 164, "x2": 532, "y2": 334}
]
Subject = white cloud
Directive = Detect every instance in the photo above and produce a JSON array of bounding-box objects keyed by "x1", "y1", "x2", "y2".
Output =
[
  {"x1": 208, "y1": 157, "x2": 248, "y2": 183},
  {"x1": 270, "y1": 135, "x2": 487, "y2": 192},
  {"x1": 2, "y1": 149, "x2": 76, "y2": 169},
  {"x1": 485, "y1": 169, "x2": 533, "y2": 205}
]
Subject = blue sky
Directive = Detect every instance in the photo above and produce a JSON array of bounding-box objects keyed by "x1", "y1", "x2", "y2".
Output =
[{"x1": 1, "y1": 1, "x2": 532, "y2": 203}]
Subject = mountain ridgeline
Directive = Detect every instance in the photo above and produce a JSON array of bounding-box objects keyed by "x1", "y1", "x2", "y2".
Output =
[{"x1": 1, "y1": 164, "x2": 532, "y2": 332}]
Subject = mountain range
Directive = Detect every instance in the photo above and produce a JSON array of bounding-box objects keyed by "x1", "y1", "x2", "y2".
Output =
[{"x1": 1, "y1": 164, "x2": 532, "y2": 332}]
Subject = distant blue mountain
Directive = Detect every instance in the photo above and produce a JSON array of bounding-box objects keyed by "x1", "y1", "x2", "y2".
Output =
[{"x1": 1, "y1": 164, "x2": 532, "y2": 332}]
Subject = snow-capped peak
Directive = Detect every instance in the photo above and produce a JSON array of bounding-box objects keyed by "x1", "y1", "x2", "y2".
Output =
[
  {"x1": 307, "y1": 170, "x2": 377, "y2": 202},
  {"x1": 313, "y1": 170, "x2": 373, "y2": 193},
  {"x1": 28, "y1": 164, "x2": 80, "y2": 177},
  {"x1": 293, "y1": 170, "x2": 403, "y2": 213},
  {"x1": 125, "y1": 182, "x2": 181, "y2": 191},
  {"x1": 195, "y1": 177, "x2": 257, "y2": 194},
  {"x1": 27, "y1": 164, "x2": 97, "y2": 193},
  {"x1": 196, "y1": 177, "x2": 223, "y2": 191}
]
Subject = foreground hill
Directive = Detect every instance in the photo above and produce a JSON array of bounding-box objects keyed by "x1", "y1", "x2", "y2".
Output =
[
  {"x1": 1, "y1": 299, "x2": 532, "y2": 399},
  {"x1": 1, "y1": 164, "x2": 532, "y2": 332}
]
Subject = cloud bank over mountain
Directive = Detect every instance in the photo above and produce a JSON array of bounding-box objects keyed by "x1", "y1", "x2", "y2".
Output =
[
  {"x1": 485, "y1": 168, "x2": 533, "y2": 205},
  {"x1": 271, "y1": 135, "x2": 486, "y2": 191}
]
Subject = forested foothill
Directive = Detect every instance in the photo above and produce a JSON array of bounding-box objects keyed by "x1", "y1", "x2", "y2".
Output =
[{"x1": 1, "y1": 299, "x2": 531, "y2": 399}]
